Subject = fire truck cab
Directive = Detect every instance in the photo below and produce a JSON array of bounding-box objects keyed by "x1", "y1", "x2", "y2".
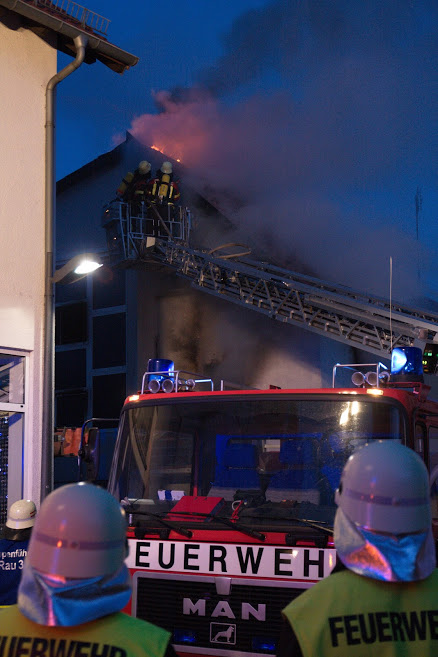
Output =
[{"x1": 105, "y1": 349, "x2": 438, "y2": 657}]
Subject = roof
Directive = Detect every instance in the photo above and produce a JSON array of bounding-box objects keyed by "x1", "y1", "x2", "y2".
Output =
[
  {"x1": 0, "y1": 0, "x2": 138, "y2": 73},
  {"x1": 56, "y1": 134, "x2": 129, "y2": 192}
]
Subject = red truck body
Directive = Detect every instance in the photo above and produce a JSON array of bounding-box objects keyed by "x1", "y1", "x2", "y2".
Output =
[{"x1": 107, "y1": 364, "x2": 438, "y2": 656}]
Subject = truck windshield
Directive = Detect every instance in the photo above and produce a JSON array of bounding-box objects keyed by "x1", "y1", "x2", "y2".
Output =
[{"x1": 108, "y1": 395, "x2": 405, "y2": 524}]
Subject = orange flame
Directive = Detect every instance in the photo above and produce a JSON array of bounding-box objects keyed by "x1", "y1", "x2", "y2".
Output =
[{"x1": 151, "y1": 144, "x2": 182, "y2": 163}]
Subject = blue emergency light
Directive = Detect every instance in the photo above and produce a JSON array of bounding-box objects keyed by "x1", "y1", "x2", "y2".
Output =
[
  {"x1": 390, "y1": 347, "x2": 424, "y2": 382},
  {"x1": 147, "y1": 358, "x2": 175, "y2": 393}
]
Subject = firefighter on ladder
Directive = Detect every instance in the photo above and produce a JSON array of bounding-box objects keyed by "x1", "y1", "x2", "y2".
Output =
[
  {"x1": 117, "y1": 160, "x2": 152, "y2": 205},
  {"x1": 0, "y1": 483, "x2": 176, "y2": 657},
  {"x1": 278, "y1": 440, "x2": 438, "y2": 656},
  {"x1": 147, "y1": 161, "x2": 180, "y2": 236}
]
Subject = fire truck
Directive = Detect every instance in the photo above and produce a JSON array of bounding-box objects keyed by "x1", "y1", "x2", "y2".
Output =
[
  {"x1": 102, "y1": 348, "x2": 438, "y2": 657},
  {"x1": 96, "y1": 199, "x2": 438, "y2": 656}
]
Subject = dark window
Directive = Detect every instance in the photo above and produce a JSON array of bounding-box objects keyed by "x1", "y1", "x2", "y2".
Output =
[
  {"x1": 93, "y1": 373, "x2": 125, "y2": 419},
  {"x1": 93, "y1": 267, "x2": 125, "y2": 310},
  {"x1": 93, "y1": 314, "x2": 126, "y2": 369},
  {"x1": 55, "y1": 278, "x2": 87, "y2": 304},
  {"x1": 55, "y1": 302, "x2": 87, "y2": 345},
  {"x1": 55, "y1": 391, "x2": 88, "y2": 427},
  {"x1": 55, "y1": 349, "x2": 86, "y2": 390}
]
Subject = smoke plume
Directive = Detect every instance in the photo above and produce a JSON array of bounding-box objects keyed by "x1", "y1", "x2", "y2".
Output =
[{"x1": 129, "y1": 0, "x2": 438, "y2": 304}]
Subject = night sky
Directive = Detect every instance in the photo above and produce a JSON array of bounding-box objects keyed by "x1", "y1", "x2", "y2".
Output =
[{"x1": 56, "y1": 0, "x2": 438, "y2": 305}]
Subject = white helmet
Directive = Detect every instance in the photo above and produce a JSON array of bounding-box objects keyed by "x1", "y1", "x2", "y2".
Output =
[
  {"x1": 335, "y1": 440, "x2": 431, "y2": 535},
  {"x1": 161, "y1": 161, "x2": 172, "y2": 174},
  {"x1": 138, "y1": 160, "x2": 151, "y2": 174},
  {"x1": 27, "y1": 483, "x2": 127, "y2": 578},
  {"x1": 6, "y1": 499, "x2": 37, "y2": 530}
]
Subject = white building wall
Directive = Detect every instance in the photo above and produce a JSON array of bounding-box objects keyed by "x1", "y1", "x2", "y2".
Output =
[{"x1": 0, "y1": 23, "x2": 57, "y2": 505}]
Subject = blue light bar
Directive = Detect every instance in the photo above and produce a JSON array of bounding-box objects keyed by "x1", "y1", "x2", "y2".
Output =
[
  {"x1": 147, "y1": 358, "x2": 174, "y2": 375},
  {"x1": 147, "y1": 358, "x2": 174, "y2": 389},
  {"x1": 391, "y1": 347, "x2": 424, "y2": 382},
  {"x1": 391, "y1": 349, "x2": 408, "y2": 374}
]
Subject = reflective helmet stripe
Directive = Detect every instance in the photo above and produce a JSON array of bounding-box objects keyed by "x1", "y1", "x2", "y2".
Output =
[
  {"x1": 34, "y1": 531, "x2": 124, "y2": 550},
  {"x1": 343, "y1": 486, "x2": 428, "y2": 507}
]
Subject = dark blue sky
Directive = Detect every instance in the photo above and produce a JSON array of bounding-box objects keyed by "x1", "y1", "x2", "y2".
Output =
[
  {"x1": 56, "y1": 0, "x2": 438, "y2": 304},
  {"x1": 55, "y1": 0, "x2": 267, "y2": 179}
]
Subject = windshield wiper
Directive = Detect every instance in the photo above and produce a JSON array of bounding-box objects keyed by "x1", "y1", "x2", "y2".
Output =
[
  {"x1": 167, "y1": 511, "x2": 265, "y2": 541},
  {"x1": 288, "y1": 518, "x2": 333, "y2": 535},
  {"x1": 240, "y1": 511, "x2": 333, "y2": 535},
  {"x1": 121, "y1": 500, "x2": 192, "y2": 538}
]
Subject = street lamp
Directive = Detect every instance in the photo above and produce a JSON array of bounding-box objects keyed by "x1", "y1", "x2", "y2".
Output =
[
  {"x1": 51, "y1": 253, "x2": 103, "y2": 284},
  {"x1": 41, "y1": 253, "x2": 103, "y2": 502}
]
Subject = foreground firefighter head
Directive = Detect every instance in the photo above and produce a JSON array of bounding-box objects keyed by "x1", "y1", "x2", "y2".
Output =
[
  {"x1": 27, "y1": 482, "x2": 127, "y2": 578},
  {"x1": 17, "y1": 483, "x2": 131, "y2": 626},
  {"x1": 334, "y1": 440, "x2": 435, "y2": 582}
]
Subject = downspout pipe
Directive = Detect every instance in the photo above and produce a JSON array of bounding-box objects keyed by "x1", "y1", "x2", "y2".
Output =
[{"x1": 41, "y1": 34, "x2": 88, "y2": 501}]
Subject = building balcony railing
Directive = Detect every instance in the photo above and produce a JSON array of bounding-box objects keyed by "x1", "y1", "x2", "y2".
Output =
[{"x1": 26, "y1": 0, "x2": 111, "y2": 36}]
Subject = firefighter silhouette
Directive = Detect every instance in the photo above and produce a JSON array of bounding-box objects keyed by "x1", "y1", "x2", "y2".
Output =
[
  {"x1": 147, "y1": 161, "x2": 180, "y2": 236},
  {"x1": 117, "y1": 161, "x2": 151, "y2": 204}
]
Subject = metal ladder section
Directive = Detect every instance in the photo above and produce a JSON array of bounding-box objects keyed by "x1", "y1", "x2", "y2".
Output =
[{"x1": 146, "y1": 239, "x2": 438, "y2": 359}]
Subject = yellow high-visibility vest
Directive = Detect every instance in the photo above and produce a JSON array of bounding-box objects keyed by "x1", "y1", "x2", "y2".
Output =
[
  {"x1": 0, "y1": 606, "x2": 171, "y2": 657},
  {"x1": 283, "y1": 569, "x2": 438, "y2": 657}
]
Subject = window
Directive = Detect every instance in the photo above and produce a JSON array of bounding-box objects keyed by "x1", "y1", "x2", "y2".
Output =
[
  {"x1": 55, "y1": 349, "x2": 86, "y2": 390},
  {"x1": 93, "y1": 373, "x2": 125, "y2": 419},
  {"x1": 93, "y1": 314, "x2": 126, "y2": 369},
  {"x1": 55, "y1": 278, "x2": 87, "y2": 304},
  {"x1": 55, "y1": 391, "x2": 88, "y2": 428},
  {"x1": 93, "y1": 267, "x2": 125, "y2": 309},
  {"x1": 55, "y1": 302, "x2": 87, "y2": 345},
  {"x1": 0, "y1": 354, "x2": 24, "y2": 404}
]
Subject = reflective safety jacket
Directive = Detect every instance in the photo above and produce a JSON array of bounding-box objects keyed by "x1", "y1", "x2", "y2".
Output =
[
  {"x1": 0, "y1": 606, "x2": 172, "y2": 657},
  {"x1": 282, "y1": 569, "x2": 438, "y2": 657}
]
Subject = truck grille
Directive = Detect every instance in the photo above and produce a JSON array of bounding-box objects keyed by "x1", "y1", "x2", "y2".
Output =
[{"x1": 133, "y1": 573, "x2": 305, "y2": 655}]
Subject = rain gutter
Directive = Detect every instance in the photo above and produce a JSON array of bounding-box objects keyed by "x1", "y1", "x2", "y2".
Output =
[
  {"x1": 0, "y1": 0, "x2": 139, "y2": 72},
  {"x1": 41, "y1": 34, "x2": 88, "y2": 500}
]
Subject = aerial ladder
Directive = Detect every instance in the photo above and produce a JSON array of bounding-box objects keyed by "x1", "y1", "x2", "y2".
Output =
[{"x1": 102, "y1": 200, "x2": 438, "y2": 364}]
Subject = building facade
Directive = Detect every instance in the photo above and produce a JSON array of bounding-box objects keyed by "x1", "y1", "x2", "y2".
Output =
[
  {"x1": 0, "y1": 18, "x2": 56, "y2": 521},
  {"x1": 0, "y1": 0, "x2": 137, "y2": 515}
]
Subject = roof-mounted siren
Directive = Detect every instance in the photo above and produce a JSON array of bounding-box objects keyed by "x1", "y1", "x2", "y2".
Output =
[
  {"x1": 390, "y1": 347, "x2": 424, "y2": 383},
  {"x1": 351, "y1": 368, "x2": 391, "y2": 388},
  {"x1": 147, "y1": 358, "x2": 175, "y2": 393}
]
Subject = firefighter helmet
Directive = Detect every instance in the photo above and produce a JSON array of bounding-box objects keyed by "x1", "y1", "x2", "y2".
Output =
[
  {"x1": 27, "y1": 482, "x2": 127, "y2": 578},
  {"x1": 138, "y1": 160, "x2": 151, "y2": 175},
  {"x1": 161, "y1": 161, "x2": 172, "y2": 174},
  {"x1": 6, "y1": 499, "x2": 37, "y2": 530},
  {"x1": 335, "y1": 440, "x2": 431, "y2": 535}
]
